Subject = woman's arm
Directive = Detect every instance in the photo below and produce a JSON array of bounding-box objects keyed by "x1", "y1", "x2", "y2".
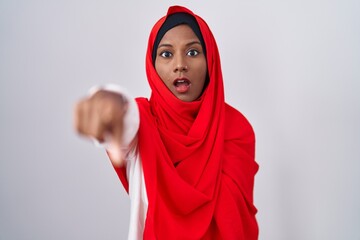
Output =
[{"x1": 73, "y1": 84, "x2": 139, "y2": 166}]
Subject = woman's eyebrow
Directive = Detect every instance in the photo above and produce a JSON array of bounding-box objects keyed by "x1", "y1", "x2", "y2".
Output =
[
  {"x1": 158, "y1": 43, "x2": 173, "y2": 49},
  {"x1": 185, "y1": 41, "x2": 201, "y2": 47},
  {"x1": 157, "y1": 41, "x2": 202, "y2": 49}
]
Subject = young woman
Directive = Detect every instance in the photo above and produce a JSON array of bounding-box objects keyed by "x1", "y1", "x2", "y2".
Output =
[{"x1": 74, "y1": 5, "x2": 259, "y2": 240}]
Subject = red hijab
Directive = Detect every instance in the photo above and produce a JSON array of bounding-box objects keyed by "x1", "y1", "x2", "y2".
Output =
[{"x1": 115, "y1": 5, "x2": 259, "y2": 239}]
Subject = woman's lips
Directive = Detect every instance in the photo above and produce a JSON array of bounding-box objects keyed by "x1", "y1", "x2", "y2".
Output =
[{"x1": 173, "y1": 78, "x2": 191, "y2": 93}]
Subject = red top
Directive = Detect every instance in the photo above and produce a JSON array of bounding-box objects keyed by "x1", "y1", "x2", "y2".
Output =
[{"x1": 115, "y1": 5, "x2": 259, "y2": 239}]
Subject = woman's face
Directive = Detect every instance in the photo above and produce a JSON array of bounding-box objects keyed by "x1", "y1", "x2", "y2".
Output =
[{"x1": 155, "y1": 24, "x2": 207, "y2": 102}]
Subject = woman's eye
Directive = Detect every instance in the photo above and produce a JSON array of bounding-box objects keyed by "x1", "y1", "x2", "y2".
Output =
[
  {"x1": 160, "y1": 51, "x2": 172, "y2": 58},
  {"x1": 187, "y1": 49, "x2": 199, "y2": 57}
]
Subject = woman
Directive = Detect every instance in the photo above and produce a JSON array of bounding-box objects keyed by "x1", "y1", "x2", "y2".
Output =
[{"x1": 74, "y1": 5, "x2": 259, "y2": 240}]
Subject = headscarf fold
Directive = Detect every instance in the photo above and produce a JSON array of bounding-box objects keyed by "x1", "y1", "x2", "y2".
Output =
[{"x1": 114, "y1": 5, "x2": 259, "y2": 239}]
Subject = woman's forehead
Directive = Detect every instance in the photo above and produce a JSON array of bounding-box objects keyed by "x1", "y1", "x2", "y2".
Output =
[{"x1": 159, "y1": 25, "x2": 199, "y2": 44}]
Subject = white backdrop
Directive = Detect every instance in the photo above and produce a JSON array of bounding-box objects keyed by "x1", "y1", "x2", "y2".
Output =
[{"x1": 1, "y1": 1, "x2": 359, "y2": 239}]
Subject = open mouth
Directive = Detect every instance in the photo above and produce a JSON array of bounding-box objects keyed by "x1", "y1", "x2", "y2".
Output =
[{"x1": 173, "y1": 79, "x2": 191, "y2": 93}]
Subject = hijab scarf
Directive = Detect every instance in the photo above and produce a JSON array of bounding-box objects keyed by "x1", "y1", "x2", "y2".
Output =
[{"x1": 117, "y1": 5, "x2": 259, "y2": 239}]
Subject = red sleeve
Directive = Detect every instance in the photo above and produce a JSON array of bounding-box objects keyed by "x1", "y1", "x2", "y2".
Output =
[{"x1": 107, "y1": 151, "x2": 129, "y2": 193}]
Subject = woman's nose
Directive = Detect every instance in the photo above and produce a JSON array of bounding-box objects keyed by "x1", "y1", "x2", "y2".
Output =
[{"x1": 174, "y1": 56, "x2": 188, "y2": 72}]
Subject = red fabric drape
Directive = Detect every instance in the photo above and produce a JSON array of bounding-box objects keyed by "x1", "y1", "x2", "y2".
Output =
[{"x1": 114, "y1": 5, "x2": 259, "y2": 239}]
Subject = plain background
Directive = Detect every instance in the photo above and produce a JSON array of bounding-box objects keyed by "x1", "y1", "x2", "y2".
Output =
[{"x1": 1, "y1": 0, "x2": 359, "y2": 239}]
